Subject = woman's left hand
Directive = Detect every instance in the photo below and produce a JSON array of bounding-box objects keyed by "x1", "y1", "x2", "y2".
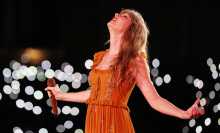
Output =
[{"x1": 182, "y1": 99, "x2": 205, "y2": 119}]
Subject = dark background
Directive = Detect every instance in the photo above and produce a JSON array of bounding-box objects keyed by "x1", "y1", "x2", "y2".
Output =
[{"x1": 0, "y1": 0, "x2": 220, "y2": 132}]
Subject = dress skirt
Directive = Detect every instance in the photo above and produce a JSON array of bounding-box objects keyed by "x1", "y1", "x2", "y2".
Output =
[{"x1": 85, "y1": 104, "x2": 135, "y2": 133}]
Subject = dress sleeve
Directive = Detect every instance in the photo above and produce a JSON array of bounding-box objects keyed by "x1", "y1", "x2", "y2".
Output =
[{"x1": 90, "y1": 51, "x2": 106, "y2": 70}]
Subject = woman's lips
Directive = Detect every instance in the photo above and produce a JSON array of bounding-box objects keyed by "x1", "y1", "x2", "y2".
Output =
[{"x1": 111, "y1": 17, "x2": 117, "y2": 21}]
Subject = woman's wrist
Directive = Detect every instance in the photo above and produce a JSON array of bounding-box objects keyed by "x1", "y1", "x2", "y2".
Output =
[
  {"x1": 180, "y1": 110, "x2": 190, "y2": 119},
  {"x1": 55, "y1": 92, "x2": 63, "y2": 101}
]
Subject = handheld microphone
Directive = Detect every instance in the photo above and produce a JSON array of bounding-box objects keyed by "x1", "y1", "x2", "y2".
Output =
[{"x1": 47, "y1": 78, "x2": 58, "y2": 118}]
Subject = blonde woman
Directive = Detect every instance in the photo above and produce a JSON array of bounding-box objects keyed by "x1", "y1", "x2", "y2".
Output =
[{"x1": 45, "y1": 9, "x2": 205, "y2": 133}]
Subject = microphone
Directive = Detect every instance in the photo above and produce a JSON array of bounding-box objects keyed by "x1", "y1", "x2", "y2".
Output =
[{"x1": 47, "y1": 78, "x2": 58, "y2": 118}]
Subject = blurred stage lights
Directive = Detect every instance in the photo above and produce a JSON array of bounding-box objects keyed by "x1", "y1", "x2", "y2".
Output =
[
  {"x1": 3, "y1": 53, "x2": 220, "y2": 132},
  {"x1": 150, "y1": 58, "x2": 172, "y2": 86},
  {"x1": 182, "y1": 57, "x2": 220, "y2": 132},
  {"x1": 12, "y1": 120, "x2": 76, "y2": 133},
  {"x1": 2, "y1": 57, "x2": 89, "y2": 132}
]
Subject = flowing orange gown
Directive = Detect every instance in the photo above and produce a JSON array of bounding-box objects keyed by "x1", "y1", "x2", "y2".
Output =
[{"x1": 85, "y1": 49, "x2": 147, "y2": 133}]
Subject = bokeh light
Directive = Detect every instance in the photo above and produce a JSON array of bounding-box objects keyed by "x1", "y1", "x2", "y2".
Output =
[
  {"x1": 61, "y1": 62, "x2": 69, "y2": 71},
  {"x1": 209, "y1": 91, "x2": 215, "y2": 99},
  {"x1": 57, "y1": 71, "x2": 66, "y2": 81},
  {"x1": 46, "y1": 98, "x2": 52, "y2": 107},
  {"x1": 186, "y1": 75, "x2": 194, "y2": 84},
  {"x1": 56, "y1": 125, "x2": 65, "y2": 133},
  {"x1": 27, "y1": 75, "x2": 36, "y2": 81},
  {"x1": 34, "y1": 90, "x2": 43, "y2": 100},
  {"x1": 39, "y1": 128, "x2": 48, "y2": 133},
  {"x1": 64, "y1": 65, "x2": 74, "y2": 74},
  {"x1": 196, "y1": 125, "x2": 202, "y2": 133},
  {"x1": 72, "y1": 80, "x2": 81, "y2": 89},
  {"x1": 74, "y1": 129, "x2": 83, "y2": 133},
  {"x1": 155, "y1": 77, "x2": 163, "y2": 86},
  {"x1": 25, "y1": 86, "x2": 34, "y2": 95},
  {"x1": 182, "y1": 126, "x2": 189, "y2": 133},
  {"x1": 11, "y1": 80, "x2": 20, "y2": 90},
  {"x1": 33, "y1": 106, "x2": 42, "y2": 115},
  {"x1": 12, "y1": 87, "x2": 20, "y2": 94},
  {"x1": 71, "y1": 107, "x2": 80, "y2": 116},
  {"x1": 21, "y1": 53, "x2": 30, "y2": 63},
  {"x1": 64, "y1": 120, "x2": 73, "y2": 129},
  {"x1": 45, "y1": 69, "x2": 55, "y2": 78},
  {"x1": 4, "y1": 76, "x2": 13, "y2": 83},
  {"x1": 3, "y1": 68, "x2": 11, "y2": 78},
  {"x1": 198, "y1": 80, "x2": 204, "y2": 89},
  {"x1": 37, "y1": 72, "x2": 46, "y2": 82},
  {"x1": 3, "y1": 85, "x2": 12, "y2": 94},
  {"x1": 26, "y1": 130, "x2": 34, "y2": 133},
  {"x1": 16, "y1": 70, "x2": 25, "y2": 79},
  {"x1": 73, "y1": 72, "x2": 82, "y2": 81},
  {"x1": 212, "y1": 71, "x2": 218, "y2": 79},
  {"x1": 12, "y1": 61, "x2": 21, "y2": 71},
  {"x1": 16, "y1": 99, "x2": 25, "y2": 108},
  {"x1": 10, "y1": 60, "x2": 16, "y2": 69},
  {"x1": 62, "y1": 106, "x2": 71, "y2": 115},
  {"x1": 214, "y1": 83, "x2": 220, "y2": 91},
  {"x1": 204, "y1": 118, "x2": 211, "y2": 126},
  {"x1": 196, "y1": 91, "x2": 202, "y2": 99},
  {"x1": 0, "y1": 93, "x2": 2, "y2": 100},
  {"x1": 152, "y1": 58, "x2": 160, "y2": 68},
  {"x1": 150, "y1": 68, "x2": 159, "y2": 77},
  {"x1": 81, "y1": 74, "x2": 88, "y2": 83},
  {"x1": 60, "y1": 84, "x2": 69, "y2": 93},
  {"x1": 42, "y1": 60, "x2": 51, "y2": 70},
  {"x1": 189, "y1": 119, "x2": 196, "y2": 127},
  {"x1": 213, "y1": 105, "x2": 218, "y2": 113},
  {"x1": 12, "y1": 70, "x2": 19, "y2": 80},
  {"x1": 66, "y1": 74, "x2": 74, "y2": 82},
  {"x1": 207, "y1": 58, "x2": 213, "y2": 66},
  {"x1": 29, "y1": 66, "x2": 37, "y2": 76},
  {"x1": 164, "y1": 74, "x2": 171, "y2": 83},
  {"x1": 14, "y1": 128, "x2": 23, "y2": 133},
  {"x1": 200, "y1": 98, "x2": 206, "y2": 106},
  {"x1": 85, "y1": 59, "x2": 93, "y2": 69},
  {"x1": 210, "y1": 64, "x2": 216, "y2": 72},
  {"x1": 9, "y1": 93, "x2": 18, "y2": 100},
  {"x1": 25, "y1": 101, "x2": 34, "y2": 111}
]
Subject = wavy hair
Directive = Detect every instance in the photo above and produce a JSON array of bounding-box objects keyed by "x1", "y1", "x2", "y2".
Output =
[{"x1": 107, "y1": 9, "x2": 150, "y2": 89}]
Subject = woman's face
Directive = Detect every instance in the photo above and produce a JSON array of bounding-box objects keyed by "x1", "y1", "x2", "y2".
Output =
[{"x1": 107, "y1": 13, "x2": 132, "y2": 34}]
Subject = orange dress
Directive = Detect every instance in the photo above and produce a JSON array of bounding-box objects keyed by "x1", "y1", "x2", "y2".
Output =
[{"x1": 85, "y1": 49, "x2": 147, "y2": 133}]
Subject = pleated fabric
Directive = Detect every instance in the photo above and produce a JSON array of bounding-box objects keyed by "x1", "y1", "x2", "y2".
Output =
[{"x1": 85, "y1": 49, "x2": 147, "y2": 133}]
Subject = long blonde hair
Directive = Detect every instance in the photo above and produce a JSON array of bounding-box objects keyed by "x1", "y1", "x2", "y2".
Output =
[{"x1": 107, "y1": 9, "x2": 150, "y2": 89}]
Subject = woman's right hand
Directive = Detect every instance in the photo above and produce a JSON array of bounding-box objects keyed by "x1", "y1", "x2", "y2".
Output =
[{"x1": 45, "y1": 84, "x2": 62, "y2": 100}]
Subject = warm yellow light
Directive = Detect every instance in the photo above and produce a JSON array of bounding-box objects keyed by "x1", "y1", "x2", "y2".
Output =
[{"x1": 25, "y1": 47, "x2": 45, "y2": 65}]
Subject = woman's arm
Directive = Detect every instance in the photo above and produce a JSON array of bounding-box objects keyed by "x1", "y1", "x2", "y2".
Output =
[
  {"x1": 133, "y1": 54, "x2": 204, "y2": 119},
  {"x1": 45, "y1": 84, "x2": 91, "y2": 103}
]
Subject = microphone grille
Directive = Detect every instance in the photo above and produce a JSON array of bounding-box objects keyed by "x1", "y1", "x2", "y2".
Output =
[{"x1": 47, "y1": 78, "x2": 56, "y2": 87}]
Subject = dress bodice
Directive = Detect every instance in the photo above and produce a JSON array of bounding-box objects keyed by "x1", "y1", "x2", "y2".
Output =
[{"x1": 86, "y1": 49, "x2": 147, "y2": 112}]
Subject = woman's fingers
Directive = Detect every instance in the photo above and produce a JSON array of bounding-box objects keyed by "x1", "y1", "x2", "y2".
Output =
[
  {"x1": 194, "y1": 99, "x2": 200, "y2": 105},
  {"x1": 45, "y1": 87, "x2": 55, "y2": 98},
  {"x1": 194, "y1": 105, "x2": 200, "y2": 119},
  {"x1": 200, "y1": 107, "x2": 205, "y2": 115}
]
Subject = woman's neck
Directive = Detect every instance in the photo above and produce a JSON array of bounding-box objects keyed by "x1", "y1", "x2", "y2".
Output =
[{"x1": 108, "y1": 33, "x2": 123, "y2": 57}]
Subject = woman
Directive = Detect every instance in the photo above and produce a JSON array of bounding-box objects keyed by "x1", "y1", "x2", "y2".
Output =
[{"x1": 45, "y1": 9, "x2": 205, "y2": 133}]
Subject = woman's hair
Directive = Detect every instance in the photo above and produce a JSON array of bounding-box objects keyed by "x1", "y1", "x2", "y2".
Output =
[{"x1": 108, "y1": 9, "x2": 150, "y2": 89}]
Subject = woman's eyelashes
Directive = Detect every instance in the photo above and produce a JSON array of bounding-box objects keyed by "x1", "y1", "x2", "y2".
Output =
[{"x1": 123, "y1": 15, "x2": 128, "y2": 18}]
